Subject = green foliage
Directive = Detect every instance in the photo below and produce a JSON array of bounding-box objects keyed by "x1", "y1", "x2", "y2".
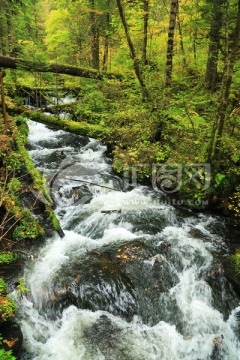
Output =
[
  {"x1": 0, "y1": 297, "x2": 16, "y2": 322},
  {"x1": 0, "y1": 338, "x2": 16, "y2": 360},
  {"x1": 228, "y1": 187, "x2": 240, "y2": 221},
  {"x1": 214, "y1": 173, "x2": 226, "y2": 188},
  {"x1": 0, "y1": 279, "x2": 7, "y2": 295},
  {"x1": 0, "y1": 253, "x2": 19, "y2": 265},
  {"x1": 231, "y1": 251, "x2": 240, "y2": 275},
  {"x1": 16, "y1": 278, "x2": 30, "y2": 299},
  {"x1": 7, "y1": 179, "x2": 21, "y2": 195},
  {"x1": 13, "y1": 210, "x2": 44, "y2": 240},
  {"x1": 75, "y1": 90, "x2": 107, "y2": 122},
  {"x1": 0, "y1": 278, "x2": 16, "y2": 323},
  {"x1": 3, "y1": 152, "x2": 22, "y2": 172}
]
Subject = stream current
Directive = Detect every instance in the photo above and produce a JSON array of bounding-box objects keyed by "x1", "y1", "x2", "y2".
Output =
[{"x1": 15, "y1": 120, "x2": 240, "y2": 360}]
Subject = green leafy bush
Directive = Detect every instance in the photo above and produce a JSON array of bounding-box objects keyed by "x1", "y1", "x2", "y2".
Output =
[
  {"x1": 0, "y1": 253, "x2": 19, "y2": 265},
  {"x1": 0, "y1": 337, "x2": 16, "y2": 360},
  {"x1": 0, "y1": 278, "x2": 16, "y2": 322},
  {"x1": 13, "y1": 211, "x2": 45, "y2": 240}
]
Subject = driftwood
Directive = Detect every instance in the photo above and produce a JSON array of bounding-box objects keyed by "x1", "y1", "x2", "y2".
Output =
[{"x1": 0, "y1": 55, "x2": 123, "y2": 80}]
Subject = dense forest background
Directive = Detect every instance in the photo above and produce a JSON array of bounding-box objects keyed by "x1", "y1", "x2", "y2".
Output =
[{"x1": 0, "y1": 0, "x2": 240, "y2": 216}]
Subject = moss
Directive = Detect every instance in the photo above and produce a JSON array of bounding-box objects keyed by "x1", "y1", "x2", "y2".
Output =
[
  {"x1": 0, "y1": 116, "x2": 57, "y2": 244},
  {"x1": 46, "y1": 207, "x2": 61, "y2": 232},
  {"x1": 231, "y1": 251, "x2": 240, "y2": 275}
]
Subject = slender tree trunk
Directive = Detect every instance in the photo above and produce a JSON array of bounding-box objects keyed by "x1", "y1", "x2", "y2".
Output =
[
  {"x1": 205, "y1": 1, "x2": 224, "y2": 91},
  {"x1": 0, "y1": 71, "x2": 7, "y2": 125},
  {"x1": 6, "y1": 9, "x2": 14, "y2": 56},
  {"x1": 142, "y1": 0, "x2": 149, "y2": 66},
  {"x1": 208, "y1": 0, "x2": 240, "y2": 162},
  {"x1": 193, "y1": 27, "x2": 197, "y2": 61},
  {"x1": 103, "y1": 0, "x2": 110, "y2": 71},
  {"x1": 165, "y1": 0, "x2": 178, "y2": 88},
  {"x1": 177, "y1": 10, "x2": 186, "y2": 67},
  {"x1": 90, "y1": 0, "x2": 100, "y2": 70},
  {"x1": 116, "y1": 0, "x2": 149, "y2": 101}
]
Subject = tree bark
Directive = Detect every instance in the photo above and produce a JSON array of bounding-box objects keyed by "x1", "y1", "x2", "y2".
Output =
[
  {"x1": 6, "y1": 8, "x2": 14, "y2": 56},
  {"x1": 205, "y1": 1, "x2": 225, "y2": 91},
  {"x1": 0, "y1": 55, "x2": 123, "y2": 80},
  {"x1": 208, "y1": 0, "x2": 240, "y2": 162},
  {"x1": 165, "y1": 0, "x2": 178, "y2": 88},
  {"x1": 116, "y1": 0, "x2": 149, "y2": 101},
  {"x1": 90, "y1": 0, "x2": 100, "y2": 70},
  {"x1": 0, "y1": 71, "x2": 7, "y2": 124},
  {"x1": 103, "y1": 0, "x2": 110, "y2": 71},
  {"x1": 177, "y1": 9, "x2": 186, "y2": 67},
  {"x1": 142, "y1": 0, "x2": 149, "y2": 66}
]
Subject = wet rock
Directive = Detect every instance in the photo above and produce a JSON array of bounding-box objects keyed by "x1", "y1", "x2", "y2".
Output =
[
  {"x1": 188, "y1": 228, "x2": 205, "y2": 239},
  {"x1": 84, "y1": 315, "x2": 124, "y2": 360},
  {"x1": 36, "y1": 133, "x2": 89, "y2": 150},
  {"x1": 0, "y1": 321, "x2": 23, "y2": 356},
  {"x1": 223, "y1": 257, "x2": 240, "y2": 295}
]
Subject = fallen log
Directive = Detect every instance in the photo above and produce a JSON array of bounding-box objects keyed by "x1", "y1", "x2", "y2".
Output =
[
  {"x1": 0, "y1": 55, "x2": 123, "y2": 80},
  {"x1": 23, "y1": 110, "x2": 110, "y2": 139}
]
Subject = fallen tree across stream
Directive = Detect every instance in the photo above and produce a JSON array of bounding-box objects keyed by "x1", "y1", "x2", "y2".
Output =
[
  {"x1": 0, "y1": 55, "x2": 123, "y2": 81},
  {"x1": 23, "y1": 110, "x2": 110, "y2": 139}
]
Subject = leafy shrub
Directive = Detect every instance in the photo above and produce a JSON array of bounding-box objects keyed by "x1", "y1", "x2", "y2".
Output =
[
  {"x1": 0, "y1": 278, "x2": 16, "y2": 322},
  {"x1": 0, "y1": 253, "x2": 19, "y2": 265},
  {"x1": 13, "y1": 211, "x2": 45, "y2": 240},
  {"x1": 0, "y1": 337, "x2": 15, "y2": 360}
]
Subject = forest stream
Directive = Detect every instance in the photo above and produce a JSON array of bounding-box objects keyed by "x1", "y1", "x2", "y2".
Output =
[{"x1": 12, "y1": 119, "x2": 240, "y2": 360}]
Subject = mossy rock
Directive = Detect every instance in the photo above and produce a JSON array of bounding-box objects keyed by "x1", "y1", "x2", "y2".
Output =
[{"x1": 223, "y1": 256, "x2": 240, "y2": 294}]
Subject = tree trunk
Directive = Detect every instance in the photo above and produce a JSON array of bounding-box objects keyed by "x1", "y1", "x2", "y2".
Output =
[
  {"x1": 205, "y1": 1, "x2": 224, "y2": 91},
  {"x1": 177, "y1": 9, "x2": 186, "y2": 67},
  {"x1": 193, "y1": 27, "x2": 197, "y2": 61},
  {"x1": 90, "y1": 0, "x2": 100, "y2": 70},
  {"x1": 142, "y1": 0, "x2": 149, "y2": 66},
  {"x1": 0, "y1": 55, "x2": 123, "y2": 80},
  {"x1": 165, "y1": 0, "x2": 178, "y2": 88},
  {"x1": 6, "y1": 8, "x2": 14, "y2": 56},
  {"x1": 208, "y1": 0, "x2": 240, "y2": 162},
  {"x1": 103, "y1": 0, "x2": 110, "y2": 71},
  {"x1": 116, "y1": 0, "x2": 149, "y2": 101},
  {"x1": 0, "y1": 71, "x2": 7, "y2": 124}
]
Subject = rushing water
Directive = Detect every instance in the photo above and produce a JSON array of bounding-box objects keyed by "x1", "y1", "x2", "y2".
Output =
[{"x1": 14, "y1": 120, "x2": 240, "y2": 360}]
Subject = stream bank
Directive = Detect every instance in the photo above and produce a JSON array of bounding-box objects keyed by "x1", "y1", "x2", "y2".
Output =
[{"x1": 0, "y1": 116, "x2": 62, "y2": 358}]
